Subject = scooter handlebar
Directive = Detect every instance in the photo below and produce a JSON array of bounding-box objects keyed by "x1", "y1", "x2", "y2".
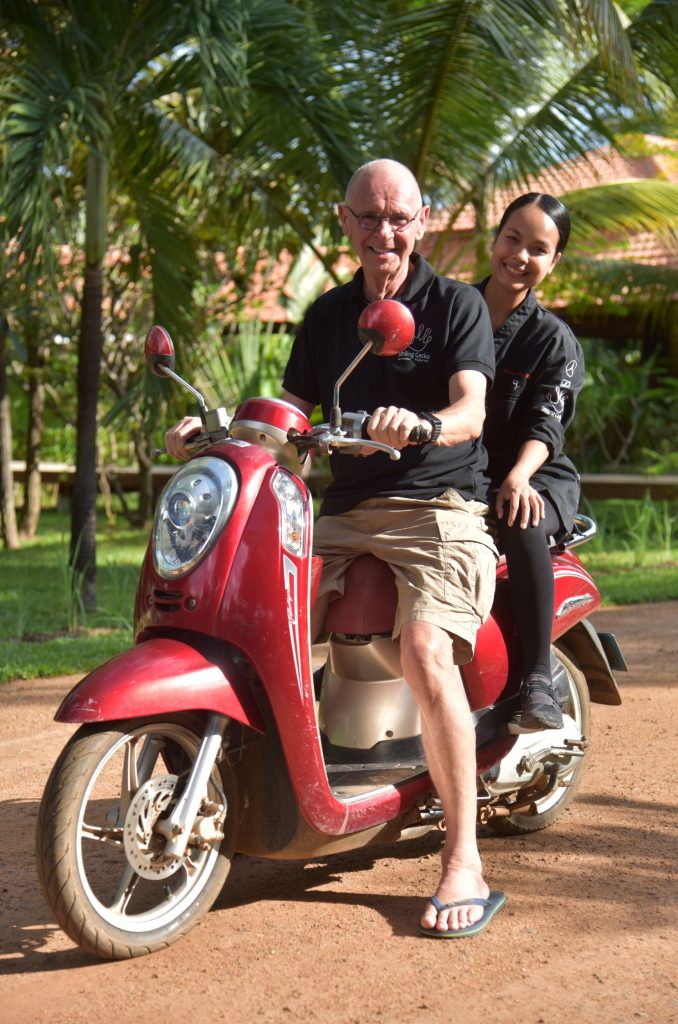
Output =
[
  {"x1": 150, "y1": 435, "x2": 212, "y2": 459},
  {"x1": 408, "y1": 423, "x2": 432, "y2": 444}
]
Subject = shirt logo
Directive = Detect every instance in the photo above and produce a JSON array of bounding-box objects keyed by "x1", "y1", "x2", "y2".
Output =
[
  {"x1": 565, "y1": 359, "x2": 578, "y2": 378},
  {"x1": 400, "y1": 323, "x2": 432, "y2": 363}
]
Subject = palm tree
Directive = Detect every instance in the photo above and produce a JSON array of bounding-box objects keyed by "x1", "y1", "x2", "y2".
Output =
[
  {"x1": 0, "y1": 0, "x2": 364, "y2": 608},
  {"x1": 0, "y1": 309, "x2": 19, "y2": 550},
  {"x1": 347, "y1": 0, "x2": 678, "y2": 362}
]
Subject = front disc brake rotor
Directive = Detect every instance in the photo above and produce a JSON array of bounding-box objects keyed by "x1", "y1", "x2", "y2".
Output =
[{"x1": 123, "y1": 774, "x2": 183, "y2": 879}]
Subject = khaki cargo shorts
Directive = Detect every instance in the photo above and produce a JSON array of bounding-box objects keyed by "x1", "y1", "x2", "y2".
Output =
[{"x1": 313, "y1": 488, "x2": 498, "y2": 664}]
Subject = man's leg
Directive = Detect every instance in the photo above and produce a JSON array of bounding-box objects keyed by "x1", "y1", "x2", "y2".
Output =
[{"x1": 400, "y1": 619, "x2": 488, "y2": 933}]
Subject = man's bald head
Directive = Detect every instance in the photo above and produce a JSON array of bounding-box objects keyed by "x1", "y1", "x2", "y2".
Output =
[{"x1": 345, "y1": 159, "x2": 423, "y2": 207}]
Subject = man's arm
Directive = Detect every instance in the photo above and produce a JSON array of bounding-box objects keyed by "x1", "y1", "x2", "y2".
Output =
[
  {"x1": 366, "y1": 369, "x2": 487, "y2": 450},
  {"x1": 281, "y1": 389, "x2": 315, "y2": 419}
]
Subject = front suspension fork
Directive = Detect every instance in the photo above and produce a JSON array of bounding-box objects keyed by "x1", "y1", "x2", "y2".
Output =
[{"x1": 155, "y1": 713, "x2": 228, "y2": 858}]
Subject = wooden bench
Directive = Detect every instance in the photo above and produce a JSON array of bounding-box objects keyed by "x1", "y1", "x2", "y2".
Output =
[
  {"x1": 579, "y1": 474, "x2": 678, "y2": 501},
  {"x1": 10, "y1": 460, "x2": 177, "y2": 500}
]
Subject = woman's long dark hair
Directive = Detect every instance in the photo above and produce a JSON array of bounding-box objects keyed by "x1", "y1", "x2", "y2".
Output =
[{"x1": 496, "y1": 193, "x2": 571, "y2": 254}]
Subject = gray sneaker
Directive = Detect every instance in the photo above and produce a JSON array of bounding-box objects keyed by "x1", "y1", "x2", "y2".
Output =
[{"x1": 508, "y1": 673, "x2": 564, "y2": 734}]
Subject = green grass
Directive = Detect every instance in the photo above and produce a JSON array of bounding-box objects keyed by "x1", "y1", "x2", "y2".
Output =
[
  {"x1": 578, "y1": 497, "x2": 678, "y2": 604},
  {"x1": 1, "y1": 499, "x2": 676, "y2": 683},
  {"x1": 578, "y1": 549, "x2": 678, "y2": 605},
  {"x1": 0, "y1": 511, "x2": 147, "y2": 682}
]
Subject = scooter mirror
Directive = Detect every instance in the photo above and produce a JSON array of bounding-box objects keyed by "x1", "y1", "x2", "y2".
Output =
[
  {"x1": 357, "y1": 300, "x2": 415, "y2": 356},
  {"x1": 144, "y1": 325, "x2": 176, "y2": 378}
]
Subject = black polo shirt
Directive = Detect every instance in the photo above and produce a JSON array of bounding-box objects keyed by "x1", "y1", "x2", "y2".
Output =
[
  {"x1": 476, "y1": 281, "x2": 584, "y2": 531},
  {"x1": 283, "y1": 254, "x2": 495, "y2": 516}
]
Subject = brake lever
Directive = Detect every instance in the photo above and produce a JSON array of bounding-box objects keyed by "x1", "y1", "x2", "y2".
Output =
[
  {"x1": 325, "y1": 430, "x2": 402, "y2": 461},
  {"x1": 287, "y1": 425, "x2": 402, "y2": 461},
  {"x1": 150, "y1": 434, "x2": 212, "y2": 459}
]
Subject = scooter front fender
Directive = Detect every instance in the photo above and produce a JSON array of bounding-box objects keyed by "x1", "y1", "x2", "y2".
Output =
[{"x1": 55, "y1": 637, "x2": 265, "y2": 730}]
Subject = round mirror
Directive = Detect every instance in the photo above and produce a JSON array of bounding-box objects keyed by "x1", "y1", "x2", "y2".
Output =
[
  {"x1": 144, "y1": 325, "x2": 175, "y2": 377},
  {"x1": 357, "y1": 300, "x2": 415, "y2": 356}
]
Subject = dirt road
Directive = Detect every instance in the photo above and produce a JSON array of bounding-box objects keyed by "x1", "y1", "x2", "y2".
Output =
[{"x1": 1, "y1": 602, "x2": 677, "y2": 1024}]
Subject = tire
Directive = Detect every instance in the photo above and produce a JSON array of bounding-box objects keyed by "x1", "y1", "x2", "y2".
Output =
[
  {"x1": 36, "y1": 714, "x2": 239, "y2": 959},
  {"x1": 487, "y1": 646, "x2": 591, "y2": 836}
]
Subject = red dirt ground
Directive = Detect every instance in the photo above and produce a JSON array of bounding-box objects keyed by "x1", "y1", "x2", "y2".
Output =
[{"x1": 1, "y1": 601, "x2": 677, "y2": 1024}]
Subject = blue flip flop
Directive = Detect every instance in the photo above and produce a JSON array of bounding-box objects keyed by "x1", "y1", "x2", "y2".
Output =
[{"x1": 419, "y1": 890, "x2": 506, "y2": 938}]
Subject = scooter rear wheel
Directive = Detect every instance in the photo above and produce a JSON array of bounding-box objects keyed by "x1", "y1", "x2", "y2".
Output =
[
  {"x1": 36, "y1": 714, "x2": 239, "y2": 959},
  {"x1": 487, "y1": 647, "x2": 591, "y2": 836}
]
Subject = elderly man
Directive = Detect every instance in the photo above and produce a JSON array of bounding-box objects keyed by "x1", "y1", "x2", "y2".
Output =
[{"x1": 166, "y1": 159, "x2": 503, "y2": 937}]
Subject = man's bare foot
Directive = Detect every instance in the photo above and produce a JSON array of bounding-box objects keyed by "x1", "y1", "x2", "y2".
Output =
[{"x1": 420, "y1": 856, "x2": 490, "y2": 934}]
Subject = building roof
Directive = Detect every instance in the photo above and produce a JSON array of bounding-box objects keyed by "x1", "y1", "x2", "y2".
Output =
[{"x1": 424, "y1": 136, "x2": 678, "y2": 274}]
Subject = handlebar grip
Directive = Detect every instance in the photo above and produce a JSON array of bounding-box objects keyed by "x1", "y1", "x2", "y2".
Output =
[{"x1": 409, "y1": 424, "x2": 432, "y2": 444}]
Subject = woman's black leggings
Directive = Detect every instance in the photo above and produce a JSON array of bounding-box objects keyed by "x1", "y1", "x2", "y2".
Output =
[{"x1": 496, "y1": 495, "x2": 562, "y2": 681}]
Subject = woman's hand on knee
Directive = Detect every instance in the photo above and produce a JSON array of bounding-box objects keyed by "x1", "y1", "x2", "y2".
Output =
[{"x1": 496, "y1": 474, "x2": 544, "y2": 529}]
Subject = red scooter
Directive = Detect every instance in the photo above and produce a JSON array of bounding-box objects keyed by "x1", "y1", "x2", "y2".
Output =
[{"x1": 36, "y1": 301, "x2": 626, "y2": 960}]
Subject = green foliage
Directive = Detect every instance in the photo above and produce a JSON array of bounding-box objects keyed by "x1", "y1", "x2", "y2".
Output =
[
  {"x1": 569, "y1": 342, "x2": 678, "y2": 471},
  {"x1": 193, "y1": 320, "x2": 295, "y2": 411},
  {"x1": 582, "y1": 496, "x2": 677, "y2": 559},
  {"x1": 579, "y1": 494, "x2": 678, "y2": 606},
  {"x1": 58, "y1": 532, "x2": 86, "y2": 632},
  {"x1": 0, "y1": 511, "x2": 143, "y2": 682},
  {"x1": 1, "y1": 0, "x2": 677, "y2": 552},
  {"x1": 579, "y1": 550, "x2": 678, "y2": 604}
]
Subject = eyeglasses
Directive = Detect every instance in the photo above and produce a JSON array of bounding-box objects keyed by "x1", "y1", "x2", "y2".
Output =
[{"x1": 343, "y1": 205, "x2": 422, "y2": 232}]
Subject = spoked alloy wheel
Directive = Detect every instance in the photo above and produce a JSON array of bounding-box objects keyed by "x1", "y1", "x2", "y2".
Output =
[
  {"x1": 487, "y1": 647, "x2": 591, "y2": 836},
  {"x1": 36, "y1": 715, "x2": 238, "y2": 959}
]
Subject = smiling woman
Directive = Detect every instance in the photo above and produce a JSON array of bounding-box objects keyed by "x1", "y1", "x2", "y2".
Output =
[{"x1": 477, "y1": 193, "x2": 584, "y2": 734}]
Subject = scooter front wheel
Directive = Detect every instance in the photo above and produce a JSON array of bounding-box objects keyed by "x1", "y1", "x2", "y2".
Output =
[
  {"x1": 36, "y1": 714, "x2": 239, "y2": 959},
  {"x1": 487, "y1": 647, "x2": 591, "y2": 836}
]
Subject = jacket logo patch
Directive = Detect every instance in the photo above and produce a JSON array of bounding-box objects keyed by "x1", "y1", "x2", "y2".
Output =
[
  {"x1": 565, "y1": 359, "x2": 578, "y2": 378},
  {"x1": 541, "y1": 386, "x2": 566, "y2": 419}
]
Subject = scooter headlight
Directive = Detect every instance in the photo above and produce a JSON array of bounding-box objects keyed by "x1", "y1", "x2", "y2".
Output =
[{"x1": 153, "y1": 456, "x2": 238, "y2": 579}]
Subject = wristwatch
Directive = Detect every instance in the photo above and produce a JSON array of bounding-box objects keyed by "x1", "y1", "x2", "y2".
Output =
[{"x1": 417, "y1": 410, "x2": 442, "y2": 444}]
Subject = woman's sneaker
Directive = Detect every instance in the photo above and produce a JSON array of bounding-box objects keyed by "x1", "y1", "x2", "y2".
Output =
[{"x1": 508, "y1": 673, "x2": 564, "y2": 734}]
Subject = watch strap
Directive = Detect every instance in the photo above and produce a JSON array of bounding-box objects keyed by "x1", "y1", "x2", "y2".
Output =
[{"x1": 417, "y1": 410, "x2": 442, "y2": 444}]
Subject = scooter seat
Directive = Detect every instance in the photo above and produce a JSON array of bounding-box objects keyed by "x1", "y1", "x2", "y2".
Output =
[{"x1": 324, "y1": 554, "x2": 398, "y2": 635}]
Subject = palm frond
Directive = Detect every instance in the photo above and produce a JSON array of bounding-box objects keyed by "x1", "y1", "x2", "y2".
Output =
[{"x1": 562, "y1": 179, "x2": 678, "y2": 248}]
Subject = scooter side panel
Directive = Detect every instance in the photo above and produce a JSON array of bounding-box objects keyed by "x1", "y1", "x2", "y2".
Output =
[
  {"x1": 552, "y1": 550, "x2": 601, "y2": 634},
  {"x1": 462, "y1": 550, "x2": 602, "y2": 710},
  {"x1": 55, "y1": 637, "x2": 265, "y2": 729}
]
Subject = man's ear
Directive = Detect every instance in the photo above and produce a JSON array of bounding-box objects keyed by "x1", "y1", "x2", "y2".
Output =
[
  {"x1": 415, "y1": 205, "x2": 430, "y2": 241},
  {"x1": 337, "y1": 203, "x2": 350, "y2": 235}
]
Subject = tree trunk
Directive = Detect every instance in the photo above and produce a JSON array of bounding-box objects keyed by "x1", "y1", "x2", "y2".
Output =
[
  {"x1": 70, "y1": 152, "x2": 108, "y2": 611},
  {"x1": 0, "y1": 314, "x2": 20, "y2": 550},
  {"x1": 134, "y1": 431, "x2": 155, "y2": 528},
  {"x1": 20, "y1": 322, "x2": 46, "y2": 538}
]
